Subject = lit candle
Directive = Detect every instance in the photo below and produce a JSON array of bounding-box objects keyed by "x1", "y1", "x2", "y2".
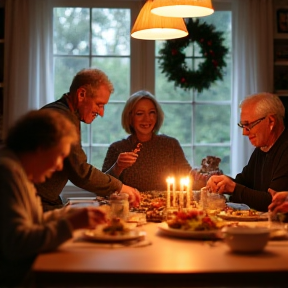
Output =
[
  {"x1": 171, "y1": 177, "x2": 176, "y2": 207},
  {"x1": 180, "y1": 178, "x2": 185, "y2": 208},
  {"x1": 186, "y1": 177, "x2": 191, "y2": 209},
  {"x1": 166, "y1": 177, "x2": 171, "y2": 208},
  {"x1": 180, "y1": 177, "x2": 190, "y2": 208}
]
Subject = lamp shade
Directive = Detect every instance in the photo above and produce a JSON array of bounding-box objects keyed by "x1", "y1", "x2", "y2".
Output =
[
  {"x1": 151, "y1": 0, "x2": 214, "y2": 18},
  {"x1": 131, "y1": 0, "x2": 188, "y2": 40}
]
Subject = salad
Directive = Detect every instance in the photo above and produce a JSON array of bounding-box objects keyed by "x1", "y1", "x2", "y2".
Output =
[{"x1": 167, "y1": 210, "x2": 224, "y2": 231}]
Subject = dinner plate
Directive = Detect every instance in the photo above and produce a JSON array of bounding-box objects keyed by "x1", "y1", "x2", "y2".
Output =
[
  {"x1": 83, "y1": 229, "x2": 146, "y2": 242},
  {"x1": 269, "y1": 228, "x2": 288, "y2": 240},
  {"x1": 217, "y1": 214, "x2": 268, "y2": 222},
  {"x1": 157, "y1": 222, "x2": 222, "y2": 239}
]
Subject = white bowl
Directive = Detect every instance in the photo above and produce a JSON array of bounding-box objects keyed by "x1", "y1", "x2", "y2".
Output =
[{"x1": 222, "y1": 226, "x2": 270, "y2": 253}]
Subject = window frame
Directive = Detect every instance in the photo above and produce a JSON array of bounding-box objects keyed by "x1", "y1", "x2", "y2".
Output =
[{"x1": 51, "y1": 0, "x2": 232, "y2": 192}]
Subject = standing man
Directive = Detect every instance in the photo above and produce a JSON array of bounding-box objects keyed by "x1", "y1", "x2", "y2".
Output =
[
  {"x1": 207, "y1": 92, "x2": 288, "y2": 212},
  {"x1": 36, "y1": 68, "x2": 140, "y2": 211}
]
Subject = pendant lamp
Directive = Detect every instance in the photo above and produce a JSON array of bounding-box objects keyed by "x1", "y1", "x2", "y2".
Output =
[
  {"x1": 151, "y1": 0, "x2": 214, "y2": 18},
  {"x1": 131, "y1": 0, "x2": 188, "y2": 40}
]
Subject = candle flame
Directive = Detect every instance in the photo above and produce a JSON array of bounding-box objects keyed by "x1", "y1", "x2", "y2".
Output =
[
  {"x1": 166, "y1": 177, "x2": 175, "y2": 184},
  {"x1": 180, "y1": 177, "x2": 189, "y2": 186}
]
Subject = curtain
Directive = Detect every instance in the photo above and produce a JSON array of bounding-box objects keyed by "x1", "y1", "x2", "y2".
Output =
[
  {"x1": 3, "y1": 0, "x2": 53, "y2": 138},
  {"x1": 231, "y1": 0, "x2": 274, "y2": 176}
]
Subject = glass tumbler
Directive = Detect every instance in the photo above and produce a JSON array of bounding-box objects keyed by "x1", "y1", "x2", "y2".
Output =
[{"x1": 110, "y1": 193, "x2": 129, "y2": 221}]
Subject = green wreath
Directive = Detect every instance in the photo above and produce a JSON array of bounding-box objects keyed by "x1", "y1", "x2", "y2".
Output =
[{"x1": 158, "y1": 18, "x2": 229, "y2": 93}]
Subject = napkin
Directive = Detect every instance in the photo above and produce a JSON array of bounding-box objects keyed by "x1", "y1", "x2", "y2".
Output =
[{"x1": 226, "y1": 202, "x2": 250, "y2": 210}]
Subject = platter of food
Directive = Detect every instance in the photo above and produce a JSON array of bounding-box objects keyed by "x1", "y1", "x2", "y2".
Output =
[
  {"x1": 217, "y1": 210, "x2": 268, "y2": 222},
  {"x1": 158, "y1": 210, "x2": 225, "y2": 240},
  {"x1": 83, "y1": 218, "x2": 146, "y2": 242},
  {"x1": 269, "y1": 228, "x2": 288, "y2": 240},
  {"x1": 158, "y1": 222, "x2": 222, "y2": 239}
]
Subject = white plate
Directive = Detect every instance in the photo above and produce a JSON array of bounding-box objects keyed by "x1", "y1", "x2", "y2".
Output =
[
  {"x1": 269, "y1": 228, "x2": 288, "y2": 240},
  {"x1": 217, "y1": 214, "x2": 268, "y2": 222},
  {"x1": 83, "y1": 229, "x2": 146, "y2": 242},
  {"x1": 158, "y1": 222, "x2": 222, "y2": 239}
]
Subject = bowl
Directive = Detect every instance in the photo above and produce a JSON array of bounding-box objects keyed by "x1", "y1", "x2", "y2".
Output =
[{"x1": 222, "y1": 226, "x2": 270, "y2": 253}]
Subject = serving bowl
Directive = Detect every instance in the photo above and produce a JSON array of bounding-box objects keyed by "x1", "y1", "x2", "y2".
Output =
[{"x1": 222, "y1": 226, "x2": 270, "y2": 253}]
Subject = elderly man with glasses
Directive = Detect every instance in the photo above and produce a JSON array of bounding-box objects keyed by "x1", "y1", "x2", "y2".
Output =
[{"x1": 207, "y1": 92, "x2": 288, "y2": 212}]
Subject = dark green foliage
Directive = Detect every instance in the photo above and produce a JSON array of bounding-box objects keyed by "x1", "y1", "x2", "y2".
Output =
[{"x1": 158, "y1": 18, "x2": 229, "y2": 93}]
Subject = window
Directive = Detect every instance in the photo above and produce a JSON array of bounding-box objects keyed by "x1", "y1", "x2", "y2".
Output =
[
  {"x1": 53, "y1": 1, "x2": 232, "y2": 177},
  {"x1": 155, "y1": 12, "x2": 232, "y2": 174}
]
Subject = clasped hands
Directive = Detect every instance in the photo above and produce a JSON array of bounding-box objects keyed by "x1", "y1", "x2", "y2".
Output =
[
  {"x1": 206, "y1": 177, "x2": 288, "y2": 215},
  {"x1": 268, "y1": 188, "x2": 288, "y2": 214},
  {"x1": 206, "y1": 174, "x2": 236, "y2": 194}
]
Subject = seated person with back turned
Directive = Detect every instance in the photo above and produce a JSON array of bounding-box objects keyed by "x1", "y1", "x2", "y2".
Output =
[
  {"x1": 0, "y1": 110, "x2": 106, "y2": 287},
  {"x1": 207, "y1": 92, "x2": 288, "y2": 212},
  {"x1": 102, "y1": 90, "x2": 206, "y2": 192},
  {"x1": 36, "y1": 68, "x2": 140, "y2": 211}
]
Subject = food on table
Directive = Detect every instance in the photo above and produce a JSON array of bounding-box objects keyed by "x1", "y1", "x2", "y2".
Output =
[
  {"x1": 130, "y1": 191, "x2": 199, "y2": 222},
  {"x1": 217, "y1": 206, "x2": 268, "y2": 221},
  {"x1": 167, "y1": 210, "x2": 225, "y2": 231},
  {"x1": 127, "y1": 212, "x2": 146, "y2": 224},
  {"x1": 220, "y1": 207, "x2": 258, "y2": 216},
  {"x1": 102, "y1": 218, "x2": 131, "y2": 236},
  {"x1": 133, "y1": 143, "x2": 143, "y2": 154},
  {"x1": 130, "y1": 191, "x2": 166, "y2": 222}
]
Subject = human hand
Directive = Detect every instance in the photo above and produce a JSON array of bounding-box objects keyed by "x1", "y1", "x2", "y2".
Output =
[
  {"x1": 191, "y1": 169, "x2": 208, "y2": 181},
  {"x1": 120, "y1": 185, "x2": 141, "y2": 207},
  {"x1": 191, "y1": 169, "x2": 208, "y2": 190},
  {"x1": 206, "y1": 175, "x2": 236, "y2": 194},
  {"x1": 268, "y1": 189, "x2": 288, "y2": 214},
  {"x1": 116, "y1": 152, "x2": 138, "y2": 170},
  {"x1": 66, "y1": 207, "x2": 107, "y2": 230}
]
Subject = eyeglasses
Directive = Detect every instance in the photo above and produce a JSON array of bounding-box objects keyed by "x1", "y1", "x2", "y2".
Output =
[{"x1": 237, "y1": 116, "x2": 266, "y2": 131}]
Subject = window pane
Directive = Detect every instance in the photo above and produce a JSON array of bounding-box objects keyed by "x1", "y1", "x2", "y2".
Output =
[
  {"x1": 195, "y1": 146, "x2": 230, "y2": 175},
  {"x1": 155, "y1": 62, "x2": 193, "y2": 101},
  {"x1": 54, "y1": 56, "x2": 89, "y2": 98},
  {"x1": 81, "y1": 122, "x2": 89, "y2": 144},
  {"x1": 91, "y1": 57, "x2": 130, "y2": 101},
  {"x1": 160, "y1": 103, "x2": 192, "y2": 143},
  {"x1": 155, "y1": 11, "x2": 232, "y2": 173},
  {"x1": 194, "y1": 104, "x2": 230, "y2": 143},
  {"x1": 91, "y1": 103, "x2": 126, "y2": 144},
  {"x1": 182, "y1": 146, "x2": 193, "y2": 166},
  {"x1": 53, "y1": 8, "x2": 90, "y2": 55},
  {"x1": 91, "y1": 147, "x2": 109, "y2": 169},
  {"x1": 91, "y1": 9, "x2": 130, "y2": 56}
]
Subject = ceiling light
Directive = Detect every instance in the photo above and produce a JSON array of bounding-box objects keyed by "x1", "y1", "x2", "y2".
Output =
[
  {"x1": 151, "y1": 0, "x2": 214, "y2": 18},
  {"x1": 131, "y1": 0, "x2": 188, "y2": 40}
]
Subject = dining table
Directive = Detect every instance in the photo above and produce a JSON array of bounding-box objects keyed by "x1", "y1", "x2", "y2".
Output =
[{"x1": 32, "y1": 216, "x2": 288, "y2": 288}]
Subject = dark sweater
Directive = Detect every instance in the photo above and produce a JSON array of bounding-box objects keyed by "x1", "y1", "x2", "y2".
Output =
[
  {"x1": 230, "y1": 129, "x2": 288, "y2": 212},
  {"x1": 102, "y1": 134, "x2": 192, "y2": 192},
  {"x1": 35, "y1": 96, "x2": 122, "y2": 211}
]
